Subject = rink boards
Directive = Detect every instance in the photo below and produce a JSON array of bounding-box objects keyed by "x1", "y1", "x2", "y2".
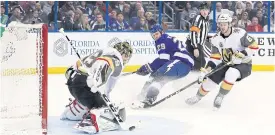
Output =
[
  {"x1": 2, "y1": 32, "x2": 273, "y2": 75},
  {"x1": 46, "y1": 32, "x2": 274, "y2": 74}
]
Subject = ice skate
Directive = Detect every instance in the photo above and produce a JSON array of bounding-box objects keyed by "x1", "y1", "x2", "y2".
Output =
[
  {"x1": 131, "y1": 100, "x2": 146, "y2": 109},
  {"x1": 213, "y1": 93, "x2": 225, "y2": 110},
  {"x1": 131, "y1": 97, "x2": 156, "y2": 109},
  {"x1": 74, "y1": 119, "x2": 98, "y2": 134},
  {"x1": 185, "y1": 95, "x2": 202, "y2": 105}
]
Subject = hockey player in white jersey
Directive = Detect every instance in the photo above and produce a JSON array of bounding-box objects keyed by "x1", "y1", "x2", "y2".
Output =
[
  {"x1": 60, "y1": 41, "x2": 133, "y2": 134},
  {"x1": 185, "y1": 14, "x2": 259, "y2": 109}
]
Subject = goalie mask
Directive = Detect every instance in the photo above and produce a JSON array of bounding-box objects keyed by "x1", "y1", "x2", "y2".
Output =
[{"x1": 113, "y1": 41, "x2": 133, "y2": 65}]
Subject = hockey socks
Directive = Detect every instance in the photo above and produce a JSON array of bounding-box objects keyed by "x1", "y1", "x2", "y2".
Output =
[{"x1": 214, "y1": 80, "x2": 234, "y2": 109}]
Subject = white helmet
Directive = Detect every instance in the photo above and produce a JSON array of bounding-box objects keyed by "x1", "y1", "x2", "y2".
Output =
[{"x1": 217, "y1": 14, "x2": 232, "y2": 23}]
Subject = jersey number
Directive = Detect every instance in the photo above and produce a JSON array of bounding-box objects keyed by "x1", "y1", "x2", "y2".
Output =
[
  {"x1": 246, "y1": 35, "x2": 254, "y2": 43},
  {"x1": 83, "y1": 50, "x2": 103, "y2": 68},
  {"x1": 156, "y1": 43, "x2": 166, "y2": 51},
  {"x1": 167, "y1": 36, "x2": 186, "y2": 51}
]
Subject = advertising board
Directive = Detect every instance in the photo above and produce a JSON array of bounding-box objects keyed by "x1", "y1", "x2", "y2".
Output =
[{"x1": 48, "y1": 32, "x2": 275, "y2": 74}]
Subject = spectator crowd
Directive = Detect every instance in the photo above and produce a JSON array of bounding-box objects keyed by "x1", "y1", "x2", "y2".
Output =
[
  {"x1": 0, "y1": 1, "x2": 274, "y2": 32},
  {"x1": 171, "y1": 1, "x2": 274, "y2": 32}
]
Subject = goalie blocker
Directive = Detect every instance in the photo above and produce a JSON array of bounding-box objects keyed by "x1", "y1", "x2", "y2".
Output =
[{"x1": 60, "y1": 41, "x2": 133, "y2": 134}]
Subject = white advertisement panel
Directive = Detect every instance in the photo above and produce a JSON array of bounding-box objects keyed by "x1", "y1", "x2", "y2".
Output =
[
  {"x1": 48, "y1": 32, "x2": 274, "y2": 68},
  {"x1": 250, "y1": 34, "x2": 275, "y2": 65}
]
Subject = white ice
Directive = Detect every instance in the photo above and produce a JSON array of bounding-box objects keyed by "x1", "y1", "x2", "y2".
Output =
[{"x1": 48, "y1": 71, "x2": 275, "y2": 135}]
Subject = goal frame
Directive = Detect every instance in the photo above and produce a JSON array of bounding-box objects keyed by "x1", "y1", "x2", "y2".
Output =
[
  {"x1": 1, "y1": 22, "x2": 48, "y2": 134},
  {"x1": 41, "y1": 24, "x2": 48, "y2": 135}
]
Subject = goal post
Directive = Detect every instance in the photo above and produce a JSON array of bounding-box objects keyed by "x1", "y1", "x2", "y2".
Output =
[{"x1": 0, "y1": 22, "x2": 48, "y2": 135}]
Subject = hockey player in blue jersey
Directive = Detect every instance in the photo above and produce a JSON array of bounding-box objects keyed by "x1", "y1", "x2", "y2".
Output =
[{"x1": 131, "y1": 24, "x2": 194, "y2": 108}]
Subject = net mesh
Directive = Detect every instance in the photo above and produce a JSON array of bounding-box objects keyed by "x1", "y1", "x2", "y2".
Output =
[{"x1": 0, "y1": 22, "x2": 47, "y2": 135}]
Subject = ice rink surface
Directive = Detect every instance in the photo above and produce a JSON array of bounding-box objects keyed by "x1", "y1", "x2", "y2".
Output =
[{"x1": 48, "y1": 71, "x2": 275, "y2": 135}]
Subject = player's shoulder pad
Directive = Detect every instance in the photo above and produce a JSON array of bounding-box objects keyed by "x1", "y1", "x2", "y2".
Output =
[
  {"x1": 209, "y1": 32, "x2": 221, "y2": 47},
  {"x1": 96, "y1": 56, "x2": 117, "y2": 71},
  {"x1": 232, "y1": 27, "x2": 246, "y2": 36},
  {"x1": 105, "y1": 55, "x2": 123, "y2": 77},
  {"x1": 163, "y1": 34, "x2": 179, "y2": 44}
]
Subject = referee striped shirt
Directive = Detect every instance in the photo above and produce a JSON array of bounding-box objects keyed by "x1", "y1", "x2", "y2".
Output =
[{"x1": 189, "y1": 14, "x2": 211, "y2": 57}]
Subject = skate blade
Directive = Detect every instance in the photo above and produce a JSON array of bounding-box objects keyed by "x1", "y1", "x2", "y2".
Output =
[
  {"x1": 74, "y1": 123, "x2": 96, "y2": 134},
  {"x1": 130, "y1": 102, "x2": 145, "y2": 110},
  {"x1": 212, "y1": 107, "x2": 220, "y2": 111}
]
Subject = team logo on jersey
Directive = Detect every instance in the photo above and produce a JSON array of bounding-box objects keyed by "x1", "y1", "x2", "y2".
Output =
[
  {"x1": 233, "y1": 28, "x2": 240, "y2": 33},
  {"x1": 222, "y1": 48, "x2": 233, "y2": 63},
  {"x1": 53, "y1": 38, "x2": 68, "y2": 57}
]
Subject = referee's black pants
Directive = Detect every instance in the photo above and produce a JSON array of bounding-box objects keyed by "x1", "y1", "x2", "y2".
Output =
[{"x1": 185, "y1": 39, "x2": 206, "y2": 71}]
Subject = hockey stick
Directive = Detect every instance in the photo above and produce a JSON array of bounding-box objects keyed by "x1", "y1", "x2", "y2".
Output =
[
  {"x1": 59, "y1": 28, "x2": 135, "y2": 131},
  {"x1": 59, "y1": 28, "x2": 82, "y2": 61},
  {"x1": 144, "y1": 62, "x2": 231, "y2": 108}
]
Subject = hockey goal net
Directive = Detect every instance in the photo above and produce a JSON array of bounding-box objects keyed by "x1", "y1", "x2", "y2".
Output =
[{"x1": 0, "y1": 22, "x2": 48, "y2": 135}]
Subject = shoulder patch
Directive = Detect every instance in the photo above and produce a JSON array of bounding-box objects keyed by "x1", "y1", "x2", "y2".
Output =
[{"x1": 233, "y1": 28, "x2": 241, "y2": 33}]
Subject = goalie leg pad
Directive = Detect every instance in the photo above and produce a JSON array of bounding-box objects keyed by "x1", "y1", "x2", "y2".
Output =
[
  {"x1": 95, "y1": 104, "x2": 126, "y2": 131},
  {"x1": 60, "y1": 99, "x2": 89, "y2": 121},
  {"x1": 98, "y1": 103, "x2": 126, "y2": 122},
  {"x1": 75, "y1": 105, "x2": 126, "y2": 133}
]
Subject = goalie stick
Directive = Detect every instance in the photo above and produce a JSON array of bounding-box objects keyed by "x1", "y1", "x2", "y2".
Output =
[
  {"x1": 143, "y1": 62, "x2": 231, "y2": 108},
  {"x1": 59, "y1": 28, "x2": 135, "y2": 131}
]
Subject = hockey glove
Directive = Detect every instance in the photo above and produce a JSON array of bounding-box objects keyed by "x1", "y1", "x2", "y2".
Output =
[
  {"x1": 136, "y1": 64, "x2": 153, "y2": 76},
  {"x1": 65, "y1": 66, "x2": 74, "y2": 80},
  {"x1": 198, "y1": 67, "x2": 210, "y2": 84},
  {"x1": 194, "y1": 48, "x2": 200, "y2": 58},
  {"x1": 86, "y1": 76, "x2": 100, "y2": 93},
  {"x1": 231, "y1": 51, "x2": 245, "y2": 65}
]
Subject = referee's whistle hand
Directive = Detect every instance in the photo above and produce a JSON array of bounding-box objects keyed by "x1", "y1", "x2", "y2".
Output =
[{"x1": 194, "y1": 49, "x2": 200, "y2": 58}]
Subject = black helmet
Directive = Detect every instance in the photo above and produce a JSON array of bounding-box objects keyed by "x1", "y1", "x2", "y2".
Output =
[{"x1": 199, "y1": 2, "x2": 209, "y2": 10}]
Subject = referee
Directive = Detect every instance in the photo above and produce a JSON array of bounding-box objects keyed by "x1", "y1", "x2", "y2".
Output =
[{"x1": 185, "y1": 2, "x2": 211, "y2": 70}]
